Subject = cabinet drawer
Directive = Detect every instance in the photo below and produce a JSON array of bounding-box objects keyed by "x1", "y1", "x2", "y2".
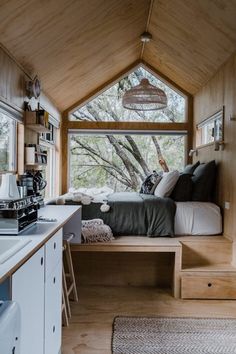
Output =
[
  {"x1": 181, "y1": 275, "x2": 236, "y2": 299},
  {"x1": 45, "y1": 260, "x2": 62, "y2": 354},
  {"x1": 45, "y1": 229, "x2": 63, "y2": 277}
]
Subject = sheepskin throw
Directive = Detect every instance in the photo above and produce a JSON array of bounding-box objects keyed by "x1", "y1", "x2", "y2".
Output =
[{"x1": 82, "y1": 219, "x2": 114, "y2": 243}]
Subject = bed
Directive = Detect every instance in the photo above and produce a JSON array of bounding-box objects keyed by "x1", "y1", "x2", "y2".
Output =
[{"x1": 51, "y1": 192, "x2": 222, "y2": 237}]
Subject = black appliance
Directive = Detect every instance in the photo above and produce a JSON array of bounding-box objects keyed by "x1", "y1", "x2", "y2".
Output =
[
  {"x1": 0, "y1": 197, "x2": 38, "y2": 234},
  {"x1": 18, "y1": 171, "x2": 47, "y2": 197}
]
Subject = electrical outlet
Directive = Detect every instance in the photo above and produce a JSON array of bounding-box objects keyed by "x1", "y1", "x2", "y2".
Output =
[{"x1": 225, "y1": 202, "x2": 230, "y2": 210}]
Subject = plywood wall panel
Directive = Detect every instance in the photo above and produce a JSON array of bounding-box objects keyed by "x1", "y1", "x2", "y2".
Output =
[
  {"x1": 72, "y1": 252, "x2": 174, "y2": 287},
  {"x1": 0, "y1": 47, "x2": 60, "y2": 120},
  {"x1": 0, "y1": 49, "x2": 7, "y2": 99},
  {"x1": 193, "y1": 53, "x2": 236, "y2": 242}
]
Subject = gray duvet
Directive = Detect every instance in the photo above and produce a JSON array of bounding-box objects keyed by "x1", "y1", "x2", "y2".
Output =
[{"x1": 65, "y1": 192, "x2": 176, "y2": 237}]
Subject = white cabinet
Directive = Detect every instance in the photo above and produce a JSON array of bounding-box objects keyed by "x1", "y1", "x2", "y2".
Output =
[
  {"x1": 12, "y1": 247, "x2": 45, "y2": 354},
  {"x1": 44, "y1": 229, "x2": 62, "y2": 354},
  {"x1": 45, "y1": 261, "x2": 62, "y2": 354},
  {"x1": 11, "y1": 229, "x2": 63, "y2": 354}
]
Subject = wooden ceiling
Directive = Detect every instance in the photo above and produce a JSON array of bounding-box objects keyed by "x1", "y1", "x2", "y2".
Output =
[
  {"x1": 0, "y1": 0, "x2": 236, "y2": 112},
  {"x1": 144, "y1": 0, "x2": 236, "y2": 94}
]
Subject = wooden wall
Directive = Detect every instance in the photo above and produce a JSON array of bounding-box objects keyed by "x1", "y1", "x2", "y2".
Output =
[
  {"x1": 0, "y1": 46, "x2": 60, "y2": 120},
  {"x1": 0, "y1": 46, "x2": 61, "y2": 190},
  {"x1": 193, "y1": 52, "x2": 236, "y2": 246}
]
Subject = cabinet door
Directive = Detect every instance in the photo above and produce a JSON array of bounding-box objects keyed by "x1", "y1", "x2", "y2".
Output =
[
  {"x1": 12, "y1": 247, "x2": 45, "y2": 354},
  {"x1": 44, "y1": 259, "x2": 62, "y2": 354}
]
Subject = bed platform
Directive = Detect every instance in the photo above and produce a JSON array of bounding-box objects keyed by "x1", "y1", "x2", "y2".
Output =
[{"x1": 71, "y1": 235, "x2": 236, "y2": 300}]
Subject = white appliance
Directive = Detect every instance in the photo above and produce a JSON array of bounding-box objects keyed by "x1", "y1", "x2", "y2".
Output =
[
  {"x1": 0, "y1": 301, "x2": 21, "y2": 354},
  {"x1": 0, "y1": 174, "x2": 20, "y2": 200}
]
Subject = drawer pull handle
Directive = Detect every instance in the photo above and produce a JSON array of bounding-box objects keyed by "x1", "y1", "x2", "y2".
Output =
[
  {"x1": 41, "y1": 257, "x2": 44, "y2": 266},
  {"x1": 53, "y1": 277, "x2": 56, "y2": 284},
  {"x1": 54, "y1": 242, "x2": 56, "y2": 250},
  {"x1": 208, "y1": 283, "x2": 212, "y2": 287},
  {"x1": 53, "y1": 325, "x2": 55, "y2": 333}
]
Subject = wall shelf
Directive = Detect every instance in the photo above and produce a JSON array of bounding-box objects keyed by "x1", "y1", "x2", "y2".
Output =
[
  {"x1": 25, "y1": 163, "x2": 47, "y2": 167},
  {"x1": 25, "y1": 146, "x2": 48, "y2": 166},
  {"x1": 25, "y1": 124, "x2": 50, "y2": 133}
]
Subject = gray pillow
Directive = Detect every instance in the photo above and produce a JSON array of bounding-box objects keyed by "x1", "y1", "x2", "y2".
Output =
[
  {"x1": 192, "y1": 160, "x2": 216, "y2": 202},
  {"x1": 170, "y1": 173, "x2": 193, "y2": 201},
  {"x1": 183, "y1": 161, "x2": 200, "y2": 174}
]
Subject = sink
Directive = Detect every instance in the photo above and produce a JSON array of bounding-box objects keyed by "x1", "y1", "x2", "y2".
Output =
[{"x1": 0, "y1": 238, "x2": 31, "y2": 264}]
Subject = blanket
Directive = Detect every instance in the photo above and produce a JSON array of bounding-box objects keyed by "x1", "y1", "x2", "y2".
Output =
[{"x1": 57, "y1": 192, "x2": 176, "y2": 237}]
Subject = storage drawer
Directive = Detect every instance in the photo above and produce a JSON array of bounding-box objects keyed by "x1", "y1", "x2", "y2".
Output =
[
  {"x1": 45, "y1": 229, "x2": 63, "y2": 277},
  {"x1": 181, "y1": 274, "x2": 236, "y2": 299}
]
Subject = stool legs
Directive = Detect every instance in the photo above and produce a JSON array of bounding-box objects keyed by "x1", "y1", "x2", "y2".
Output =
[
  {"x1": 63, "y1": 263, "x2": 71, "y2": 318},
  {"x1": 64, "y1": 239, "x2": 79, "y2": 302},
  {"x1": 62, "y1": 237, "x2": 78, "y2": 326},
  {"x1": 62, "y1": 279, "x2": 69, "y2": 327}
]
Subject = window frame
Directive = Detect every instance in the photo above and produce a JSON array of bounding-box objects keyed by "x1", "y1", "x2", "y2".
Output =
[
  {"x1": 61, "y1": 62, "x2": 193, "y2": 194},
  {"x1": 196, "y1": 107, "x2": 224, "y2": 148},
  {"x1": 0, "y1": 110, "x2": 18, "y2": 173},
  {"x1": 39, "y1": 137, "x2": 57, "y2": 199}
]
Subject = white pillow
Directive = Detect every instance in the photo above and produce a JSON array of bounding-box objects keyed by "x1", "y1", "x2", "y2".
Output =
[{"x1": 154, "y1": 170, "x2": 180, "y2": 198}]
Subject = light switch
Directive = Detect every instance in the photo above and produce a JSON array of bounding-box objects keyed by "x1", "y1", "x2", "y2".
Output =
[{"x1": 225, "y1": 202, "x2": 230, "y2": 210}]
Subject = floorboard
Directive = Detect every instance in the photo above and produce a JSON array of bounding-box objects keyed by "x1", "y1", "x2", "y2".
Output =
[{"x1": 62, "y1": 286, "x2": 236, "y2": 354}]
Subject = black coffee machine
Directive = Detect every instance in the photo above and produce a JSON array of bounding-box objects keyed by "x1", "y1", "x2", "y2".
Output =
[{"x1": 18, "y1": 171, "x2": 47, "y2": 197}]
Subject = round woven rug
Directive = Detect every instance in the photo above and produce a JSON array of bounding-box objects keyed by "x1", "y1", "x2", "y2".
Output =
[{"x1": 112, "y1": 316, "x2": 236, "y2": 354}]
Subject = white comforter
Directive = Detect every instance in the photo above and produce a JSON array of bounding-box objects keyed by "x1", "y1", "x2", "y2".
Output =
[{"x1": 175, "y1": 202, "x2": 222, "y2": 235}]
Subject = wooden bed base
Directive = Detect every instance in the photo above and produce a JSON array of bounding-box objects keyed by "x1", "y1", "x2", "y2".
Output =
[{"x1": 71, "y1": 235, "x2": 236, "y2": 299}]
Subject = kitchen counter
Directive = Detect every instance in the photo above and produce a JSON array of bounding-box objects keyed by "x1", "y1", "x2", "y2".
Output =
[{"x1": 0, "y1": 205, "x2": 81, "y2": 283}]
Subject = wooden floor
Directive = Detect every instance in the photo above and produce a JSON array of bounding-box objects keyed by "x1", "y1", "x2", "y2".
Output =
[{"x1": 62, "y1": 286, "x2": 236, "y2": 354}]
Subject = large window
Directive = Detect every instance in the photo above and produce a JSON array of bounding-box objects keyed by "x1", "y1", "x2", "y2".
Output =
[
  {"x1": 69, "y1": 133, "x2": 186, "y2": 192},
  {"x1": 70, "y1": 67, "x2": 186, "y2": 123},
  {"x1": 67, "y1": 65, "x2": 188, "y2": 193},
  {"x1": 0, "y1": 112, "x2": 16, "y2": 172}
]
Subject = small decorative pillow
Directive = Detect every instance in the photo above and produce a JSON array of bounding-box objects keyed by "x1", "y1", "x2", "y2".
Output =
[
  {"x1": 140, "y1": 171, "x2": 163, "y2": 194},
  {"x1": 154, "y1": 170, "x2": 180, "y2": 198}
]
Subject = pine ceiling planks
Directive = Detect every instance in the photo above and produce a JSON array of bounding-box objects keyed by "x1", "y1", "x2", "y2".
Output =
[
  {"x1": 0, "y1": 0, "x2": 149, "y2": 111},
  {"x1": 144, "y1": 0, "x2": 236, "y2": 95},
  {"x1": 1, "y1": 0, "x2": 236, "y2": 110}
]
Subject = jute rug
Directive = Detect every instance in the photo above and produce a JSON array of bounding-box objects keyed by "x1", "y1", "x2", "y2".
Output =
[{"x1": 112, "y1": 316, "x2": 236, "y2": 354}]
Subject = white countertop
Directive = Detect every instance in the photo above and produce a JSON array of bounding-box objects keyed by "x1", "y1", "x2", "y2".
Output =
[{"x1": 0, "y1": 205, "x2": 81, "y2": 283}]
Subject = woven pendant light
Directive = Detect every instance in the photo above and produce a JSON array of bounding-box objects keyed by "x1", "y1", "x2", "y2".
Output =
[{"x1": 122, "y1": 78, "x2": 167, "y2": 111}]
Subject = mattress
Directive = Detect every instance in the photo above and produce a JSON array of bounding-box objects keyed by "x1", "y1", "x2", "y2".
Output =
[{"x1": 175, "y1": 202, "x2": 222, "y2": 235}]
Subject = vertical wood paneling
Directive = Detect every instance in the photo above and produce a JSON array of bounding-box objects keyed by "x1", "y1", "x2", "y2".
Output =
[
  {"x1": 0, "y1": 46, "x2": 61, "y2": 193},
  {"x1": 0, "y1": 47, "x2": 61, "y2": 119},
  {"x1": 193, "y1": 53, "x2": 236, "y2": 248}
]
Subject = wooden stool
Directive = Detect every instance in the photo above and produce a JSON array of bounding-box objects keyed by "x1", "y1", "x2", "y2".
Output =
[
  {"x1": 63, "y1": 233, "x2": 78, "y2": 319},
  {"x1": 62, "y1": 265, "x2": 69, "y2": 327}
]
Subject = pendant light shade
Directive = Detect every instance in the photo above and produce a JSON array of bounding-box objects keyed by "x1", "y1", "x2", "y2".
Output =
[{"x1": 122, "y1": 78, "x2": 167, "y2": 111}]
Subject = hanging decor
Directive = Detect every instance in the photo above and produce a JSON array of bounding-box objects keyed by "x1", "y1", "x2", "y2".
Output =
[
  {"x1": 26, "y1": 75, "x2": 41, "y2": 99},
  {"x1": 122, "y1": 78, "x2": 167, "y2": 111}
]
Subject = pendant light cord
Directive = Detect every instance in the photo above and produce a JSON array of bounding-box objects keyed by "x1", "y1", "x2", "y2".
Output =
[{"x1": 140, "y1": 0, "x2": 155, "y2": 59}]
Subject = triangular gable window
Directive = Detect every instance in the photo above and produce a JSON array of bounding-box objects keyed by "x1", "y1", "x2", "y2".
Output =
[{"x1": 70, "y1": 66, "x2": 186, "y2": 123}]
